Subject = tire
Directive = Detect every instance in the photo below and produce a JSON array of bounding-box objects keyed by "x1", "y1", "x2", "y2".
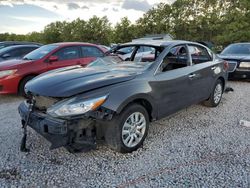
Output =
[
  {"x1": 105, "y1": 104, "x2": 149, "y2": 153},
  {"x1": 18, "y1": 76, "x2": 35, "y2": 97},
  {"x1": 203, "y1": 79, "x2": 223, "y2": 107}
]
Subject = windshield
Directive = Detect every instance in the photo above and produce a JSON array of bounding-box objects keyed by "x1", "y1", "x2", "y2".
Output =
[
  {"x1": 221, "y1": 44, "x2": 250, "y2": 55},
  {"x1": 0, "y1": 45, "x2": 6, "y2": 50},
  {"x1": 87, "y1": 56, "x2": 123, "y2": 67},
  {"x1": 0, "y1": 46, "x2": 13, "y2": 55},
  {"x1": 87, "y1": 55, "x2": 154, "y2": 70},
  {"x1": 23, "y1": 45, "x2": 58, "y2": 60}
]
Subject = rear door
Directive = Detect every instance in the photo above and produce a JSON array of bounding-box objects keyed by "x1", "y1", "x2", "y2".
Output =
[
  {"x1": 79, "y1": 46, "x2": 104, "y2": 66},
  {"x1": 47, "y1": 46, "x2": 81, "y2": 71},
  {"x1": 187, "y1": 44, "x2": 216, "y2": 103},
  {"x1": 153, "y1": 45, "x2": 195, "y2": 118}
]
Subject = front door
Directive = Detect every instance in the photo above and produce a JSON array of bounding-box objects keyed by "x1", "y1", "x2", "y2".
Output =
[
  {"x1": 152, "y1": 45, "x2": 195, "y2": 118},
  {"x1": 47, "y1": 46, "x2": 81, "y2": 71}
]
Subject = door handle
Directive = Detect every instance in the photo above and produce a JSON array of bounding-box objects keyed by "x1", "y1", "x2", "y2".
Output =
[{"x1": 188, "y1": 73, "x2": 197, "y2": 78}]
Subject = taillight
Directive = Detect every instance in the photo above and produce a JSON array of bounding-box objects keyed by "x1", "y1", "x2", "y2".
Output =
[{"x1": 223, "y1": 61, "x2": 229, "y2": 71}]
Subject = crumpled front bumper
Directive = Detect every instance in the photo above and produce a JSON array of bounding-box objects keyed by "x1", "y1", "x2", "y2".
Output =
[
  {"x1": 18, "y1": 102, "x2": 69, "y2": 149},
  {"x1": 18, "y1": 102, "x2": 96, "y2": 151}
]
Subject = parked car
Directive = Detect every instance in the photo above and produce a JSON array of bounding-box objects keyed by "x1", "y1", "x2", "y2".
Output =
[
  {"x1": 219, "y1": 43, "x2": 250, "y2": 79},
  {"x1": 0, "y1": 45, "x2": 40, "y2": 62},
  {"x1": 18, "y1": 40, "x2": 228, "y2": 153},
  {"x1": 98, "y1": 45, "x2": 111, "y2": 51},
  {"x1": 0, "y1": 41, "x2": 42, "y2": 50},
  {"x1": 120, "y1": 46, "x2": 155, "y2": 61},
  {"x1": 0, "y1": 42, "x2": 106, "y2": 96}
]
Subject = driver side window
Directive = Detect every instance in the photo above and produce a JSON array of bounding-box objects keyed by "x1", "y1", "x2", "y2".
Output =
[{"x1": 159, "y1": 45, "x2": 188, "y2": 72}]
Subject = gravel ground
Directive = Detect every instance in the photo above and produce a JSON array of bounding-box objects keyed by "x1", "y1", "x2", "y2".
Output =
[{"x1": 0, "y1": 81, "x2": 249, "y2": 187}]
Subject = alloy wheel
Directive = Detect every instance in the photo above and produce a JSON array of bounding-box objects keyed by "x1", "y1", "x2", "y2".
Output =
[{"x1": 122, "y1": 112, "x2": 146, "y2": 148}]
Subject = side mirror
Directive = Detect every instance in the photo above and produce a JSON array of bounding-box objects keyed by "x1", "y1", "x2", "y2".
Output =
[
  {"x1": 48, "y1": 55, "x2": 58, "y2": 62},
  {"x1": 2, "y1": 53, "x2": 10, "y2": 58}
]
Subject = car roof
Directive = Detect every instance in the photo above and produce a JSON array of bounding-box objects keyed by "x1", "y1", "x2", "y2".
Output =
[
  {"x1": 0, "y1": 44, "x2": 40, "y2": 55},
  {"x1": 228, "y1": 42, "x2": 250, "y2": 45},
  {"x1": 122, "y1": 40, "x2": 202, "y2": 47},
  {"x1": 0, "y1": 41, "x2": 42, "y2": 45},
  {"x1": 6, "y1": 44, "x2": 40, "y2": 48},
  {"x1": 50, "y1": 42, "x2": 100, "y2": 47}
]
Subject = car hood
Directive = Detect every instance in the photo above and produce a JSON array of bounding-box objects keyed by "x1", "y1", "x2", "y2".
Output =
[
  {"x1": 218, "y1": 54, "x2": 250, "y2": 61},
  {"x1": 0, "y1": 59, "x2": 31, "y2": 70},
  {"x1": 26, "y1": 65, "x2": 139, "y2": 97}
]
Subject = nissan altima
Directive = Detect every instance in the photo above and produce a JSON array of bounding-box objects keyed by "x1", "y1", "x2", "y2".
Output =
[{"x1": 18, "y1": 40, "x2": 228, "y2": 153}]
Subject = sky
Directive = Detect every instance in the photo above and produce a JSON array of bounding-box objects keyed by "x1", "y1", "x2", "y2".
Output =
[{"x1": 0, "y1": 0, "x2": 174, "y2": 34}]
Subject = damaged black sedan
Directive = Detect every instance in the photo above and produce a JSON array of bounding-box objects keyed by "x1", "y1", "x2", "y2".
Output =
[{"x1": 18, "y1": 40, "x2": 228, "y2": 153}]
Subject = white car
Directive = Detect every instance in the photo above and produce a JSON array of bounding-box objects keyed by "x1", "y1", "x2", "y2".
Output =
[{"x1": 119, "y1": 46, "x2": 155, "y2": 61}]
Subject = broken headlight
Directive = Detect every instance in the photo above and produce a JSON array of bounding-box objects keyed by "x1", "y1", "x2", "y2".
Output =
[{"x1": 47, "y1": 95, "x2": 108, "y2": 117}]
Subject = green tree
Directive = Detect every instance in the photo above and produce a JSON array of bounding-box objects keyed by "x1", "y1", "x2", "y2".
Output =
[
  {"x1": 136, "y1": 3, "x2": 173, "y2": 37},
  {"x1": 113, "y1": 17, "x2": 137, "y2": 43},
  {"x1": 84, "y1": 16, "x2": 112, "y2": 45},
  {"x1": 42, "y1": 21, "x2": 64, "y2": 43}
]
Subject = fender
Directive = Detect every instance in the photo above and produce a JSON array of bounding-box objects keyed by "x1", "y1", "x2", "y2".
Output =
[
  {"x1": 101, "y1": 79, "x2": 157, "y2": 119},
  {"x1": 116, "y1": 93, "x2": 157, "y2": 118}
]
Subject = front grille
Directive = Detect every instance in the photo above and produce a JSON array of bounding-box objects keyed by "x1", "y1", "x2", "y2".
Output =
[
  {"x1": 227, "y1": 61, "x2": 238, "y2": 72},
  {"x1": 34, "y1": 95, "x2": 59, "y2": 111}
]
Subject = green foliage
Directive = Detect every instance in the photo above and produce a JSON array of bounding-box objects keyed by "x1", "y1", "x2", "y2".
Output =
[
  {"x1": 113, "y1": 17, "x2": 138, "y2": 43},
  {"x1": 0, "y1": 0, "x2": 249, "y2": 48}
]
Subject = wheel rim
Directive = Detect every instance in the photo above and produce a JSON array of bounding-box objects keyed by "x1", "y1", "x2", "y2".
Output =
[
  {"x1": 214, "y1": 83, "x2": 222, "y2": 104},
  {"x1": 122, "y1": 112, "x2": 146, "y2": 148}
]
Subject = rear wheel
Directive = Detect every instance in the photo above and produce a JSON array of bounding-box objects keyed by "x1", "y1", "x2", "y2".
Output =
[
  {"x1": 203, "y1": 79, "x2": 223, "y2": 107},
  {"x1": 18, "y1": 76, "x2": 35, "y2": 97},
  {"x1": 105, "y1": 104, "x2": 149, "y2": 153}
]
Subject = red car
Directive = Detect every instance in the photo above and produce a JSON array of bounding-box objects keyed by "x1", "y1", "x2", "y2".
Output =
[{"x1": 0, "y1": 42, "x2": 107, "y2": 96}]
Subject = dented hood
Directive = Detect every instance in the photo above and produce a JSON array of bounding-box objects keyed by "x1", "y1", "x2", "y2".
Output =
[
  {"x1": 218, "y1": 54, "x2": 250, "y2": 61},
  {"x1": 26, "y1": 65, "x2": 138, "y2": 97}
]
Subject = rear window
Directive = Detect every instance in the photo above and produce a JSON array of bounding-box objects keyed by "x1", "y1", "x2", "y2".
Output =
[
  {"x1": 188, "y1": 45, "x2": 212, "y2": 64},
  {"x1": 81, "y1": 46, "x2": 104, "y2": 57}
]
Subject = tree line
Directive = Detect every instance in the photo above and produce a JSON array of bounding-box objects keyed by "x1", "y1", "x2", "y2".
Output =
[{"x1": 0, "y1": 0, "x2": 249, "y2": 49}]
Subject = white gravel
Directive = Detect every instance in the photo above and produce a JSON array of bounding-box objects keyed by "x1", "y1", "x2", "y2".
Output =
[{"x1": 0, "y1": 81, "x2": 249, "y2": 187}]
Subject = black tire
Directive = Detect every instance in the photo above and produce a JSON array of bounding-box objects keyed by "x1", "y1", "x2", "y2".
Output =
[
  {"x1": 105, "y1": 104, "x2": 149, "y2": 153},
  {"x1": 18, "y1": 76, "x2": 35, "y2": 97},
  {"x1": 203, "y1": 79, "x2": 223, "y2": 107}
]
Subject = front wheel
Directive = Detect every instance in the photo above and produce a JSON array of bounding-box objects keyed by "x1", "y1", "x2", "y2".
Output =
[
  {"x1": 105, "y1": 104, "x2": 149, "y2": 153},
  {"x1": 203, "y1": 79, "x2": 223, "y2": 107},
  {"x1": 18, "y1": 76, "x2": 35, "y2": 97}
]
